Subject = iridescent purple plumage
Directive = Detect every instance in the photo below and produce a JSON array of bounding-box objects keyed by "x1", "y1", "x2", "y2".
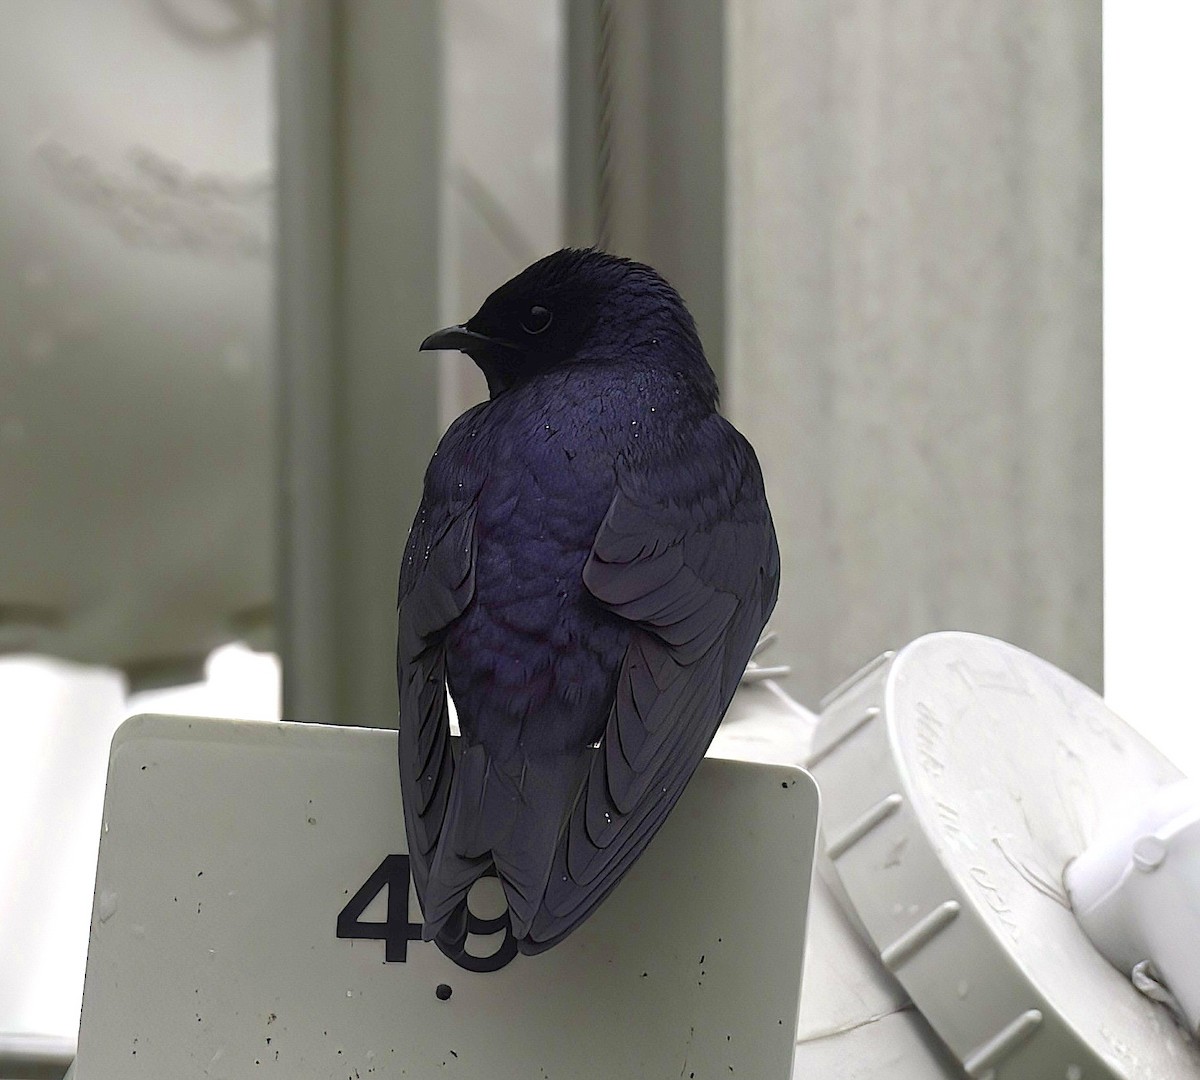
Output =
[{"x1": 398, "y1": 250, "x2": 778, "y2": 958}]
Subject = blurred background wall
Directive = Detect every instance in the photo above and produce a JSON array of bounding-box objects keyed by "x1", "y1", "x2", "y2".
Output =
[
  {"x1": 1, "y1": 0, "x2": 1115, "y2": 1060},
  {"x1": 0, "y1": 0, "x2": 275, "y2": 683},
  {"x1": 1, "y1": 0, "x2": 277, "y2": 1049}
]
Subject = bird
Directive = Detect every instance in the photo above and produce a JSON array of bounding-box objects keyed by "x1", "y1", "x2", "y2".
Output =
[{"x1": 398, "y1": 248, "x2": 779, "y2": 960}]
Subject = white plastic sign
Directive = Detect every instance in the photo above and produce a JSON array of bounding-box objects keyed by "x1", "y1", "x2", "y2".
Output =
[{"x1": 75, "y1": 715, "x2": 817, "y2": 1079}]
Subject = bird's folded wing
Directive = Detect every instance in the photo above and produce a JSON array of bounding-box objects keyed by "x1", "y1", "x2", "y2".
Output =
[
  {"x1": 397, "y1": 489, "x2": 478, "y2": 905},
  {"x1": 525, "y1": 419, "x2": 780, "y2": 952}
]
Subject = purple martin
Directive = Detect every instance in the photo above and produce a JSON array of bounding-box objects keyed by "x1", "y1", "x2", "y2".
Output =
[{"x1": 398, "y1": 249, "x2": 779, "y2": 959}]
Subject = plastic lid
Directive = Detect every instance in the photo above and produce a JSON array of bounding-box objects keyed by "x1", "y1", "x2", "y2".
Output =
[{"x1": 810, "y1": 632, "x2": 1200, "y2": 1079}]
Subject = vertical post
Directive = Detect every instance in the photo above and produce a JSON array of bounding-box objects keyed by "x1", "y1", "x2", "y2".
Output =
[
  {"x1": 726, "y1": 1, "x2": 1102, "y2": 701},
  {"x1": 563, "y1": 0, "x2": 601, "y2": 249},
  {"x1": 276, "y1": 1, "x2": 442, "y2": 726},
  {"x1": 275, "y1": 1, "x2": 338, "y2": 724}
]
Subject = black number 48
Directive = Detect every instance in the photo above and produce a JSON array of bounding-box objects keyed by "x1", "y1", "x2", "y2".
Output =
[{"x1": 336, "y1": 855, "x2": 517, "y2": 972}]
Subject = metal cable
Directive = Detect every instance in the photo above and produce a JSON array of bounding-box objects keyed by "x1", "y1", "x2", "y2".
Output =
[{"x1": 595, "y1": 0, "x2": 616, "y2": 251}]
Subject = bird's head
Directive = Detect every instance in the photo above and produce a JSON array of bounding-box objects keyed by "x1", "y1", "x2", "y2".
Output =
[{"x1": 420, "y1": 248, "x2": 715, "y2": 402}]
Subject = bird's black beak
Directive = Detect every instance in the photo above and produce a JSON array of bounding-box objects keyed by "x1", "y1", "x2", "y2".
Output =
[
  {"x1": 419, "y1": 324, "x2": 517, "y2": 355},
  {"x1": 419, "y1": 323, "x2": 522, "y2": 399}
]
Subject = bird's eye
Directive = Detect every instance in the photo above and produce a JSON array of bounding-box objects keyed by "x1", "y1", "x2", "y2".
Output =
[{"x1": 522, "y1": 305, "x2": 553, "y2": 335}]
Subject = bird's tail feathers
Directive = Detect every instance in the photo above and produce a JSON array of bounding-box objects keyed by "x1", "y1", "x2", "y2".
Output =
[{"x1": 420, "y1": 742, "x2": 585, "y2": 948}]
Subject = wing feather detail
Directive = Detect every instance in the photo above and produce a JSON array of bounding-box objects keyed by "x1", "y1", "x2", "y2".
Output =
[
  {"x1": 397, "y1": 491, "x2": 479, "y2": 905},
  {"x1": 522, "y1": 420, "x2": 779, "y2": 953}
]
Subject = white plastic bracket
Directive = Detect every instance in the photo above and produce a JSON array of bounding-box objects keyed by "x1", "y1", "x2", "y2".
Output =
[{"x1": 1066, "y1": 779, "x2": 1200, "y2": 1036}]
